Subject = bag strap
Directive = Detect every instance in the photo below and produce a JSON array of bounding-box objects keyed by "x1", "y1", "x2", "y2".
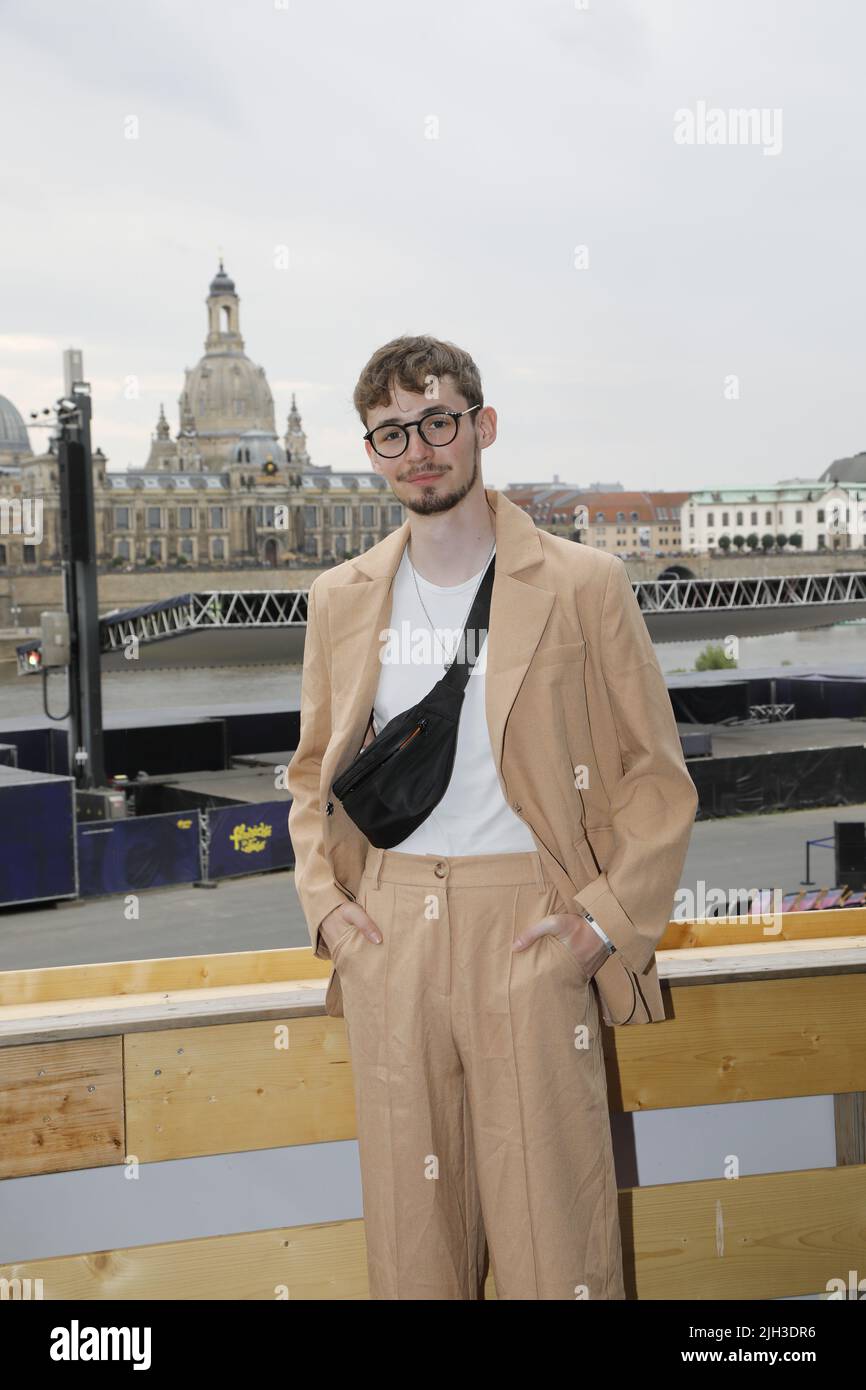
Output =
[{"x1": 441, "y1": 553, "x2": 496, "y2": 693}]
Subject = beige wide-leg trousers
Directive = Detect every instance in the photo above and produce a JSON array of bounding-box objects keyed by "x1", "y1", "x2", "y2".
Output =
[{"x1": 331, "y1": 843, "x2": 626, "y2": 1301}]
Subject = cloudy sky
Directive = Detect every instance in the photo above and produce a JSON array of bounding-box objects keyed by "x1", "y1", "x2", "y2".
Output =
[{"x1": 2, "y1": 0, "x2": 864, "y2": 491}]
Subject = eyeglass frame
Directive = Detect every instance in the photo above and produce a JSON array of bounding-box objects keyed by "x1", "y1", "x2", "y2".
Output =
[{"x1": 363, "y1": 403, "x2": 482, "y2": 458}]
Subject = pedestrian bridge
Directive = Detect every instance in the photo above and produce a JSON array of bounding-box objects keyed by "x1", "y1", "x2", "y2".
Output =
[{"x1": 17, "y1": 570, "x2": 866, "y2": 672}]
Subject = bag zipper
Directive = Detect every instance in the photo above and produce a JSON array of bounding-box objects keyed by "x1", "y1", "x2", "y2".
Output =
[{"x1": 340, "y1": 717, "x2": 428, "y2": 796}]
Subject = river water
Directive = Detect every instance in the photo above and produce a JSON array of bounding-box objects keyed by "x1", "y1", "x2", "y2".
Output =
[{"x1": 0, "y1": 621, "x2": 863, "y2": 723}]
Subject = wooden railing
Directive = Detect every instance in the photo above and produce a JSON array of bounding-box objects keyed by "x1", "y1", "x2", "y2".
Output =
[{"x1": 1, "y1": 907, "x2": 865, "y2": 1300}]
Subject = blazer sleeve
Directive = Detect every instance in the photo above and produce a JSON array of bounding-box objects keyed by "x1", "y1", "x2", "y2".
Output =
[
  {"x1": 571, "y1": 558, "x2": 699, "y2": 975},
  {"x1": 287, "y1": 578, "x2": 354, "y2": 959}
]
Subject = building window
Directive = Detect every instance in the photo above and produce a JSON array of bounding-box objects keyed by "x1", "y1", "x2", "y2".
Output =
[
  {"x1": 595, "y1": 512, "x2": 605, "y2": 523},
  {"x1": 332, "y1": 505, "x2": 346, "y2": 526},
  {"x1": 256, "y1": 505, "x2": 276, "y2": 526},
  {"x1": 363, "y1": 533, "x2": 374, "y2": 549},
  {"x1": 765, "y1": 511, "x2": 772, "y2": 525},
  {"x1": 707, "y1": 512, "x2": 714, "y2": 526},
  {"x1": 115, "y1": 539, "x2": 131, "y2": 560},
  {"x1": 722, "y1": 512, "x2": 729, "y2": 526},
  {"x1": 736, "y1": 512, "x2": 743, "y2": 526},
  {"x1": 114, "y1": 506, "x2": 130, "y2": 529},
  {"x1": 209, "y1": 506, "x2": 225, "y2": 528},
  {"x1": 149, "y1": 539, "x2": 162, "y2": 561},
  {"x1": 147, "y1": 506, "x2": 161, "y2": 529},
  {"x1": 795, "y1": 509, "x2": 803, "y2": 523},
  {"x1": 212, "y1": 537, "x2": 225, "y2": 561},
  {"x1": 23, "y1": 545, "x2": 37, "y2": 563},
  {"x1": 234, "y1": 399, "x2": 246, "y2": 416},
  {"x1": 616, "y1": 511, "x2": 625, "y2": 523},
  {"x1": 751, "y1": 511, "x2": 757, "y2": 525},
  {"x1": 389, "y1": 504, "x2": 402, "y2": 525},
  {"x1": 303, "y1": 505, "x2": 318, "y2": 527},
  {"x1": 630, "y1": 511, "x2": 639, "y2": 522},
  {"x1": 361, "y1": 504, "x2": 376, "y2": 527},
  {"x1": 0, "y1": 544, "x2": 6, "y2": 565},
  {"x1": 303, "y1": 535, "x2": 318, "y2": 555},
  {"x1": 179, "y1": 506, "x2": 193, "y2": 530},
  {"x1": 335, "y1": 534, "x2": 347, "y2": 555},
  {"x1": 179, "y1": 537, "x2": 194, "y2": 559},
  {"x1": 817, "y1": 509, "x2": 825, "y2": 522}
]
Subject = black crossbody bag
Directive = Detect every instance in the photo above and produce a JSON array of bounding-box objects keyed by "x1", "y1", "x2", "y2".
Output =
[{"x1": 331, "y1": 554, "x2": 496, "y2": 848}]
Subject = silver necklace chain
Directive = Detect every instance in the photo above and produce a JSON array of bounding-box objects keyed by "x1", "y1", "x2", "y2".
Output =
[{"x1": 408, "y1": 536, "x2": 496, "y2": 664}]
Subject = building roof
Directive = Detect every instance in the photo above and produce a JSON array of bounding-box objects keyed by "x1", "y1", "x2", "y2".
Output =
[
  {"x1": 209, "y1": 258, "x2": 236, "y2": 295},
  {"x1": 820, "y1": 451, "x2": 866, "y2": 485},
  {"x1": 688, "y1": 484, "x2": 826, "y2": 503},
  {"x1": 104, "y1": 472, "x2": 229, "y2": 490},
  {"x1": 0, "y1": 394, "x2": 32, "y2": 458}
]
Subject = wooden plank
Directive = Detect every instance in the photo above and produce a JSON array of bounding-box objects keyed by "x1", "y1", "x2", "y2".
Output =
[
  {"x1": 125, "y1": 1017, "x2": 357, "y2": 1161},
  {"x1": 0, "y1": 947, "x2": 329, "y2": 1008},
  {"x1": 624, "y1": 1162, "x2": 866, "y2": 1301},
  {"x1": 0, "y1": 1220, "x2": 370, "y2": 1300},
  {"x1": 0, "y1": 981, "x2": 329, "y2": 1048},
  {"x1": 2, "y1": 1164, "x2": 863, "y2": 1300},
  {"x1": 604, "y1": 972, "x2": 866, "y2": 1112},
  {"x1": 835, "y1": 1093, "x2": 866, "y2": 1166},
  {"x1": 0, "y1": 1037, "x2": 124, "y2": 1180},
  {"x1": 658, "y1": 905, "x2": 866, "y2": 949},
  {"x1": 658, "y1": 935, "x2": 866, "y2": 986}
]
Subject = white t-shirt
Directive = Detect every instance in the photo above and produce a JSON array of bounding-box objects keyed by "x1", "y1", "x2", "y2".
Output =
[{"x1": 371, "y1": 543, "x2": 537, "y2": 856}]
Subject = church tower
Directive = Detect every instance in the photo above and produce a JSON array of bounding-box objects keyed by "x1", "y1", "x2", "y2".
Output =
[
  {"x1": 205, "y1": 259, "x2": 245, "y2": 353},
  {"x1": 284, "y1": 393, "x2": 311, "y2": 469}
]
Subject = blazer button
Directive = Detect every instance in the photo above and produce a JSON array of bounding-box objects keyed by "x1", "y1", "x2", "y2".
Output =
[{"x1": 325, "y1": 801, "x2": 334, "y2": 815}]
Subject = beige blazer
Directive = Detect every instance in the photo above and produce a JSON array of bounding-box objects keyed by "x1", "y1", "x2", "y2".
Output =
[{"x1": 287, "y1": 487, "x2": 699, "y2": 1026}]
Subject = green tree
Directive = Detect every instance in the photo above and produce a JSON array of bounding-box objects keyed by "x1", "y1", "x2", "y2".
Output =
[{"x1": 695, "y1": 642, "x2": 738, "y2": 671}]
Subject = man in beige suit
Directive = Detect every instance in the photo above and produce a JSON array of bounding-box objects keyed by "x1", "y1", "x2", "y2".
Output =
[{"x1": 288, "y1": 335, "x2": 698, "y2": 1300}]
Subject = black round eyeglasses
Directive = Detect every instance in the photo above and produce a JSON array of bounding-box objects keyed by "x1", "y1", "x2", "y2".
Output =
[{"x1": 364, "y1": 404, "x2": 482, "y2": 458}]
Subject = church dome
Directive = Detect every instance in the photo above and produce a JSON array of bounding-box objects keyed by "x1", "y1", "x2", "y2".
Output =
[
  {"x1": 0, "y1": 394, "x2": 32, "y2": 458},
  {"x1": 184, "y1": 355, "x2": 276, "y2": 437}
]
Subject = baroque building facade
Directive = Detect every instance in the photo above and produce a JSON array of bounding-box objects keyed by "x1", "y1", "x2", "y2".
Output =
[{"x1": 0, "y1": 263, "x2": 405, "y2": 571}]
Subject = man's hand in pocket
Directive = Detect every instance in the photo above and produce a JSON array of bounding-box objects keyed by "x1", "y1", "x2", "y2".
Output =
[
  {"x1": 512, "y1": 913, "x2": 609, "y2": 979},
  {"x1": 319, "y1": 900, "x2": 382, "y2": 957}
]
